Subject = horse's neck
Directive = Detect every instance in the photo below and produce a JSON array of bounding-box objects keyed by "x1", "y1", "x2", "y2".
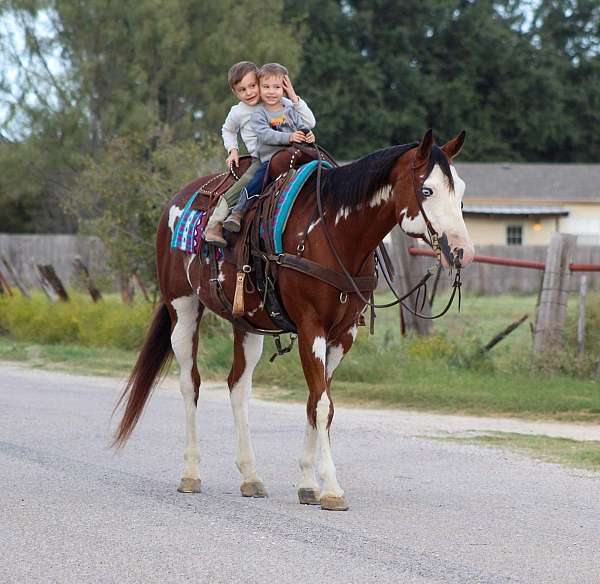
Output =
[{"x1": 326, "y1": 187, "x2": 397, "y2": 263}]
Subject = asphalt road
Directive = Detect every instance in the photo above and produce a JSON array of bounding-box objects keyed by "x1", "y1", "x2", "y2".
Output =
[{"x1": 1, "y1": 363, "x2": 599, "y2": 584}]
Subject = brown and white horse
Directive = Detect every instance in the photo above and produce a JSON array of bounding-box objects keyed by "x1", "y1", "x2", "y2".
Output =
[{"x1": 113, "y1": 129, "x2": 474, "y2": 511}]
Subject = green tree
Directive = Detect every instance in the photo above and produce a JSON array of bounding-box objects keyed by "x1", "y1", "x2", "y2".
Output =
[
  {"x1": 62, "y1": 130, "x2": 218, "y2": 283},
  {"x1": 0, "y1": 0, "x2": 302, "y2": 232}
]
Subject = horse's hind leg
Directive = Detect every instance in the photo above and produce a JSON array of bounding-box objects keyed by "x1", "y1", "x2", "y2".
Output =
[
  {"x1": 169, "y1": 295, "x2": 204, "y2": 493},
  {"x1": 228, "y1": 329, "x2": 267, "y2": 498}
]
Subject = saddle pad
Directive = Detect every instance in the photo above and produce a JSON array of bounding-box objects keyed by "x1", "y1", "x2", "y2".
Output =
[
  {"x1": 171, "y1": 191, "x2": 207, "y2": 254},
  {"x1": 272, "y1": 160, "x2": 332, "y2": 254}
]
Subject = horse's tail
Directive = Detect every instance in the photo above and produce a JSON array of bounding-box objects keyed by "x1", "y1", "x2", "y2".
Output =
[{"x1": 112, "y1": 302, "x2": 173, "y2": 448}]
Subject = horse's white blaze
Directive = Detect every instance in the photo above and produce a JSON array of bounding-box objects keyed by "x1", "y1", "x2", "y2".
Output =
[
  {"x1": 312, "y1": 336, "x2": 327, "y2": 368},
  {"x1": 171, "y1": 295, "x2": 200, "y2": 480},
  {"x1": 230, "y1": 333, "x2": 263, "y2": 482},
  {"x1": 326, "y1": 344, "x2": 344, "y2": 381},
  {"x1": 168, "y1": 205, "x2": 183, "y2": 234},
  {"x1": 421, "y1": 165, "x2": 474, "y2": 265},
  {"x1": 368, "y1": 185, "x2": 392, "y2": 208},
  {"x1": 316, "y1": 392, "x2": 344, "y2": 498},
  {"x1": 400, "y1": 206, "x2": 427, "y2": 234}
]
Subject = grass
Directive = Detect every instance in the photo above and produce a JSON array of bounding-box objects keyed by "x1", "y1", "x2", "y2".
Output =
[
  {"x1": 1, "y1": 290, "x2": 599, "y2": 422},
  {"x1": 442, "y1": 432, "x2": 600, "y2": 472}
]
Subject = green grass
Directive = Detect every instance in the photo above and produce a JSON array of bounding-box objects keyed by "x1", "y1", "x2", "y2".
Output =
[
  {"x1": 443, "y1": 432, "x2": 600, "y2": 472},
  {"x1": 1, "y1": 291, "x2": 599, "y2": 421}
]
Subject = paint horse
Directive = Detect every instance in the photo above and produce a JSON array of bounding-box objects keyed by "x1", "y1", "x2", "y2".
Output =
[{"x1": 113, "y1": 129, "x2": 475, "y2": 511}]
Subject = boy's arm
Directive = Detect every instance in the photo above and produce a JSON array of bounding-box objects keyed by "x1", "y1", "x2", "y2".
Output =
[
  {"x1": 291, "y1": 98, "x2": 316, "y2": 129},
  {"x1": 251, "y1": 110, "x2": 293, "y2": 146},
  {"x1": 282, "y1": 76, "x2": 316, "y2": 129},
  {"x1": 221, "y1": 107, "x2": 240, "y2": 153}
]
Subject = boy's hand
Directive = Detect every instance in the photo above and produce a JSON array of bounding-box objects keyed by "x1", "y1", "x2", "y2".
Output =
[
  {"x1": 226, "y1": 148, "x2": 239, "y2": 167},
  {"x1": 289, "y1": 131, "x2": 306, "y2": 144},
  {"x1": 305, "y1": 131, "x2": 316, "y2": 144},
  {"x1": 282, "y1": 75, "x2": 299, "y2": 103}
]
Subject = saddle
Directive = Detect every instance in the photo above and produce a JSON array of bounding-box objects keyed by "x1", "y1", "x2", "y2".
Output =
[{"x1": 207, "y1": 145, "x2": 379, "y2": 336}]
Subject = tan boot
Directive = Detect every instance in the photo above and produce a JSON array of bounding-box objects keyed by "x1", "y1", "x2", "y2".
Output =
[
  {"x1": 204, "y1": 223, "x2": 227, "y2": 247},
  {"x1": 223, "y1": 211, "x2": 243, "y2": 233}
]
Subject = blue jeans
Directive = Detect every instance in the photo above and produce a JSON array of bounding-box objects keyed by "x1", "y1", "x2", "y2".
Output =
[{"x1": 231, "y1": 161, "x2": 268, "y2": 214}]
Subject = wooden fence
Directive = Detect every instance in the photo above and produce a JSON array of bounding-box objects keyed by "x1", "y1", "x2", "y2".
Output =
[
  {"x1": 392, "y1": 242, "x2": 600, "y2": 294},
  {"x1": 2, "y1": 232, "x2": 599, "y2": 296},
  {"x1": 0, "y1": 234, "x2": 107, "y2": 289}
]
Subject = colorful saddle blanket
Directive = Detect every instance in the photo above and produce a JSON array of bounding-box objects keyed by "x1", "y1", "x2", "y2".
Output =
[
  {"x1": 170, "y1": 191, "x2": 207, "y2": 254},
  {"x1": 271, "y1": 160, "x2": 332, "y2": 253}
]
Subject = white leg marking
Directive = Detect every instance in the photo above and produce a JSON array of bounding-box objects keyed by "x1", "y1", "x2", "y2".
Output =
[
  {"x1": 326, "y1": 344, "x2": 345, "y2": 381},
  {"x1": 312, "y1": 336, "x2": 327, "y2": 368},
  {"x1": 298, "y1": 420, "x2": 319, "y2": 490},
  {"x1": 171, "y1": 295, "x2": 200, "y2": 480},
  {"x1": 217, "y1": 260, "x2": 225, "y2": 283},
  {"x1": 230, "y1": 333, "x2": 264, "y2": 482},
  {"x1": 316, "y1": 392, "x2": 344, "y2": 498}
]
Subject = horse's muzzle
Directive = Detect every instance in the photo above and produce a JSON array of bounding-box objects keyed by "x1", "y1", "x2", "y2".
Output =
[{"x1": 439, "y1": 234, "x2": 474, "y2": 269}]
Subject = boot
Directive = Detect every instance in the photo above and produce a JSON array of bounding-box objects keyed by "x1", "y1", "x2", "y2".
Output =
[
  {"x1": 204, "y1": 222, "x2": 228, "y2": 247},
  {"x1": 223, "y1": 211, "x2": 243, "y2": 233}
]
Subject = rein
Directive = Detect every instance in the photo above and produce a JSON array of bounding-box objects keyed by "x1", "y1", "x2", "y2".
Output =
[{"x1": 313, "y1": 146, "x2": 462, "y2": 319}]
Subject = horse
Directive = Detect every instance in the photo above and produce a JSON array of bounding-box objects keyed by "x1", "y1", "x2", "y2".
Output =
[{"x1": 113, "y1": 129, "x2": 475, "y2": 511}]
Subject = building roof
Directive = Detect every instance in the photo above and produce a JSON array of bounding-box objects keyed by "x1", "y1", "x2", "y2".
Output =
[
  {"x1": 463, "y1": 204, "x2": 569, "y2": 217},
  {"x1": 455, "y1": 163, "x2": 600, "y2": 203}
]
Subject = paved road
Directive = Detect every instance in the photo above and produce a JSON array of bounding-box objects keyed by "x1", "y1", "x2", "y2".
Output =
[{"x1": 1, "y1": 363, "x2": 599, "y2": 584}]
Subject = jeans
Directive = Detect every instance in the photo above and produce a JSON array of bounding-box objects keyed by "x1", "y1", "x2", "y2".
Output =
[{"x1": 230, "y1": 161, "x2": 268, "y2": 214}]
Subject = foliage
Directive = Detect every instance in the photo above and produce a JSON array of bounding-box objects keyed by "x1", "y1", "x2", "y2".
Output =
[
  {"x1": 0, "y1": 0, "x2": 302, "y2": 232},
  {"x1": 61, "y1": 129, "x2": 218, "y2": 282},
  {"x1": 2, "y1": 292, "x2": 600, "y2": 420}
]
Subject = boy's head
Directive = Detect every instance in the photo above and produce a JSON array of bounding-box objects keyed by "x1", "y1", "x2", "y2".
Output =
[
  {"x1": 257, "y1": 63, "x2": 289, "y2": 108},
  {"x1": 228, "y1": 61, "x2": 260, "y2": 106}
]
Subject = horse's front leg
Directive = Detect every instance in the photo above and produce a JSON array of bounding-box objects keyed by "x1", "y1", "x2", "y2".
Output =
[
  {"x1": 297, "y1": 322, "x2": 351, "y2": 511},
  {"x1": 228, "y1": 328, "x2": 267, "y2": 498}
]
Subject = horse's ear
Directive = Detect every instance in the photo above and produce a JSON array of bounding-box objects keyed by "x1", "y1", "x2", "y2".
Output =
[
  {"x1": 441, "y1": 130, "x2": 466, "y2": 159},
  {"x1": 416, "y1": 128, "x2": 434, "y2": 161}
]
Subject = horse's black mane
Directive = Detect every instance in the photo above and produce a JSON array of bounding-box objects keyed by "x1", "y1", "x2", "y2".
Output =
[{"x1": 319, "y1": 142, "x2": 454, "y2": 213}]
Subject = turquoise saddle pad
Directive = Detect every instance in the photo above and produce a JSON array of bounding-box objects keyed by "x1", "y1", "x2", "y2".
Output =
[{"x1": 272, "y1": 160, "x2": 332, "y2": 254}]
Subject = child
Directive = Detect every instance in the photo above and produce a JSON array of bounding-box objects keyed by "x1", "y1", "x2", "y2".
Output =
[
  {"x1": 204, "y1": 61, "x2": 315, "y2": 245},
  {"x1": 222, "y1": 63, "x2": 316, "y2": 233}
]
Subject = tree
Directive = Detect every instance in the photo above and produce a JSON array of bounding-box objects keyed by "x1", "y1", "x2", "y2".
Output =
[
  {"x1": 62, "y1": 129, "x2": 218, "y2": 283},
  {"x1": 0, "y1": 0, "x2": 303, "y2": 232}
]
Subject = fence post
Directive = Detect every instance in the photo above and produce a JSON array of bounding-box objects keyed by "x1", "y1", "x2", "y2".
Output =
[
  {"x1": 390, "y1": 227, "x2": 432, "y2": 336},
  {"x1": 533, "y1": 233, "x2": 576, "y2": 354}
]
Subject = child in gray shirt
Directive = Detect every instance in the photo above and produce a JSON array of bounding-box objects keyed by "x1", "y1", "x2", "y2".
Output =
[{"x1": 223, "y1": 63, "x2": 316, "y2": 232}]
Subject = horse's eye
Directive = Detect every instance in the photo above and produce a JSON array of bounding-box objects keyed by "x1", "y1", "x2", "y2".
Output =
[{"x1": 421, "y1": 187, "x2": 433, "y2": 197}]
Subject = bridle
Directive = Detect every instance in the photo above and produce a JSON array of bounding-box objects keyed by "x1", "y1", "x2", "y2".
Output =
[{"x1": 313, "y1": 145, "x2": 462, "y2": 319}]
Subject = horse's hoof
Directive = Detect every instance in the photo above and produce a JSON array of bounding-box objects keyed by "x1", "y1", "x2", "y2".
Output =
[
  {"x1": 240, "y1": 480, "x2": 268, "y2": 498},
  {"x1": 298, "y1": 488, "x2": 321, "y2": 505},
  {"x1": 320, "y1": 495, "x2": 349, "y2": 511},
  {"x1": 177, "y1": 478, "x2": 202, "y2": 493}
]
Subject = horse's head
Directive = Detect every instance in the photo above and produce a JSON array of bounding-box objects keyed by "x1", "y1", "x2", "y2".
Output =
[{"x1": 392, "y1": 130, "x2": 474, "y2": 269}]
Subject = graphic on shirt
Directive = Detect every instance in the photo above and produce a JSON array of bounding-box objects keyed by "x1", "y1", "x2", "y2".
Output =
[{"x1": 270, "y1": 115, "x2": 286, "y2": 129}]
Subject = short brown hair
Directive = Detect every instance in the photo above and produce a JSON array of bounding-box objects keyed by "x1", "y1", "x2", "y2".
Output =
[
  {"x1": 228, "y1": 61, "x2": 258, "y2": 89},
  {"x1": 258, "y1": 63, "x2": 289, "y2": 80}
]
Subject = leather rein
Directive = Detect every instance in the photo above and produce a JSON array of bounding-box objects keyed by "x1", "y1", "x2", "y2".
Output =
[{"x1": 313, "y1": 146, "x2": 462, "y2": 320}]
